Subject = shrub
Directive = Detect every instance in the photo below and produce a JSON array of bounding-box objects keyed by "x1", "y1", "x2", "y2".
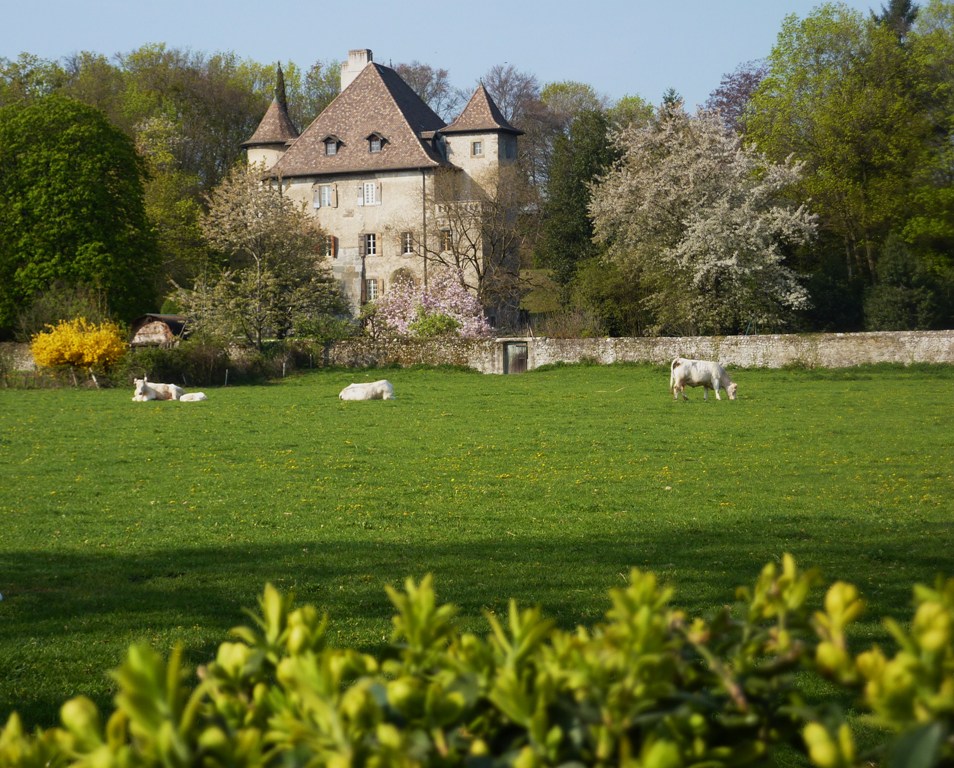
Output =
[
  {"x1": 30, "y1": 317, "x2": 127, "y2": 386},
  {"x1": 408, "y1": 306, "x2": 461, "y2": 338},
  {"x1": 1, "y1": 556, "x2": 951, "y2": 767}
]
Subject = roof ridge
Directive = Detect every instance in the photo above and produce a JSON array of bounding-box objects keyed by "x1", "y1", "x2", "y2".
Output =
[{"x1": 267, "y1": 61, "x2": 448, "y2": 178}]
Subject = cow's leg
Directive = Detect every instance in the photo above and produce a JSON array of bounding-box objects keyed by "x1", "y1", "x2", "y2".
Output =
[{"x1": 713, "y1": 384, "x2": 721, "y2": 401}]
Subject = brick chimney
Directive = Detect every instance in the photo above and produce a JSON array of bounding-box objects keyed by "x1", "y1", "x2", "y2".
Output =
[{"x1": 341, "y1": 49, "x2": 372, "y2": 91}]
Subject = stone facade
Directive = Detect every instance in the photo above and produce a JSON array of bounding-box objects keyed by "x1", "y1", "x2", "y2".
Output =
[{"x1": 244, "y1": 50, "x2": 522, "y2": 325}]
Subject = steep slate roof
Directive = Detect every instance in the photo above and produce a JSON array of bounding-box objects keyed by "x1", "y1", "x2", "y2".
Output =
[
  {"x1": 269, "y1": 63, "x2": 448, "y2": 178},
  {"x1": 443, "y1": 85, "x2": 523, "y2": 135}
]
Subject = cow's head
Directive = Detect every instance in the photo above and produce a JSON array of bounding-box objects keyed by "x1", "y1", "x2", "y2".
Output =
[
  {"x1": 133, "y1": 378, "x2": 149, "y2": 397},
  {"x1": 727, "y1": 382, "x2": 738, "y2": 400}
]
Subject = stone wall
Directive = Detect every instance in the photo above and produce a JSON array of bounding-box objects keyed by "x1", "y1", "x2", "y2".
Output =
[
  {"x1": 328, "y1": 330, "x2": 954, "y2": 374},
  {"x1": 4, "y1": 330, "x2": 952, "y2": 375}
]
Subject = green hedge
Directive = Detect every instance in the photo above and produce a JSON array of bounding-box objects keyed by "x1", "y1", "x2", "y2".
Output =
[{"x1": 2, "y1": 556, "x2": 951, "y2": 767}]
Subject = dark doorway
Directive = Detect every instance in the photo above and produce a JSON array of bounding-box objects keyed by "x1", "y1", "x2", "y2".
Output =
[{"x1": 504, "y1": 342, "x2": 528, "y2": 374}]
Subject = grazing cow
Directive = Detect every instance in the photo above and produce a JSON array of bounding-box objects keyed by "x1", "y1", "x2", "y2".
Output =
[
  {"x1": 670, "y1": 357, "x2": 738, "y2": 401},
  {"x1": 132, "y1": 377, "x2": 184, "y2": 401},
  {"x1": 179, "y1": 392, "x2": 208, "y2": 402},
  {"x1": 339, "y1": 380, "x2": 395, "y2": 401}
]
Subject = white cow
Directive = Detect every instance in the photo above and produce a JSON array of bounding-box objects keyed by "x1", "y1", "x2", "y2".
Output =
[
  {"x1": 179, "y1": 392, "x2": 208, "y2": 402},
  {"x1": 670, "y1": 357, "x2": 738, "y2": 401},
  {"x1": 339, "y1": 380, "x2": 395, "y2": 401},
  {"x1": 132, "y1": 377, "x2": 184, "y2": 401}
]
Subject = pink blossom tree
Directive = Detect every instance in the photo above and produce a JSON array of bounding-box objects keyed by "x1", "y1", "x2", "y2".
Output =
[{"x1": 374, "y1": 270, "x2": 492, "y2": 339}]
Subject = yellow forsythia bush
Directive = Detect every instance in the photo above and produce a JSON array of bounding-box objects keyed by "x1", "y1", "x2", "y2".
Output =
[{"x1": 30, "y1": 317, "x2": 127, "y2": 376}]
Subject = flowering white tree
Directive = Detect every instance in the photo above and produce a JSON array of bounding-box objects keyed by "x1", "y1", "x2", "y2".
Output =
[
  {"x1": 589, "y1": 107, "x2": 815, "y2": 335},
  {"x1": 374, "y1": 270, "x2": 491, "y2": 339},
  {"x1": 175, "y1": 162, "x2": 349, "y2": 348}
]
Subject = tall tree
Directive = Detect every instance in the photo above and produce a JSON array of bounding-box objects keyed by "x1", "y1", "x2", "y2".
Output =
[
  {"x1": 705, "y1": 59, "x2": 768, "y2": 133},
  {"x1": 0, "y1": 95, "x2": 158, "y2": 334},
  {"x1": 874, "y1": 0, "x2": 920, "y2": 38},
  {"x1": 536, "y1": 109, "x2": 616, "y2": 293},
  {"x1": 394, "y1": 61, "x2": 465, "y2": 122},
  {"x1": 589, "y1": 107, "x2": 815, "y2": 335},
  {"x1": 746, "y1": 3, "x2": 954, "y2": 329},
  {"x1": 539, "y1": 81, "x2": 608, "y2": 134},
  {"x1": 0, "y1": 53, "x2": 66, "y2": 106},
  {"x1": 747, "y1": 5, "x2": 931, "y2": 284},
  {"x1": 424, "y1": 164, "x2": 531, "y2": 324},
  {"x1": 176, "y1": 162, "x2": 348, "y2": 348},
  {"x1": 117, "y1": 44, "x2": 268, "y2": 191}
]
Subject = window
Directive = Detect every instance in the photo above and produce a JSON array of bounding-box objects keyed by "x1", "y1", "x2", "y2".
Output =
[
  {"x1": 401, "y1": 232, "x2": 414, "y2": 255},
  {"x1": 366, "y1": 278, "x2": 379, "y2": 301},
  {"x1": 357, "y1": 181, "x2": 380, "y2": 206},
  {"x1": 360, "y1": 233, "x2": 377, "y2": 257},
  {"x1": 439, "y1": 229, "x2": 453, "y2": 252},
  {"x1": 471, "y1": 140, "x2": 483, "y2": 156},
  {"x1": 324, "y1": 139, "x2": 338, "y2": 156},
  {"x1": 369, "y1": 135, "x2": 383, "y2": 153},
  {"x1": 321, "y1": 235, "x2": 337, "y2": 259},
  {"x1": 313, "y1": 184, "x2": 336, "y2": 208}
]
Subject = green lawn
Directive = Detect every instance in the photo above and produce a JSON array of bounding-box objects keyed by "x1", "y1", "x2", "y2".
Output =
[{"x1": 1, "y1": 363, "x2": 951, "y2": 728}]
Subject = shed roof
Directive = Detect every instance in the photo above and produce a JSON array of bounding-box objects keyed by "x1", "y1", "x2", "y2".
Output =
[{"x1": 130, "y1": 314, "x2": 189, "y2": 341}]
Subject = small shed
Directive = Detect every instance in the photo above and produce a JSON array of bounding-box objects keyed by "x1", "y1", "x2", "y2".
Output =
[{"x1": 129, "y1": 314, "x2": 189, "y2": 347}]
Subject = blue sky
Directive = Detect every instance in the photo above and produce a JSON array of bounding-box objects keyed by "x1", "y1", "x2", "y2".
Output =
[{"x1": 3, "y1": 0, "x2": 880, "y2": 109}]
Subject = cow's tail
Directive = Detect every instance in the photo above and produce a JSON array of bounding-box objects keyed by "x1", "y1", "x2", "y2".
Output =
[{"x1": 669, "y1": 357, "x2": 680, "y2": 393}]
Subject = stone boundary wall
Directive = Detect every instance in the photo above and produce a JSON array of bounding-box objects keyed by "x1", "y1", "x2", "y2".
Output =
[
  {"x1": 327, "y1": 330, "x2": 954, "y2": 374},
  {"x1": 4, "y1": 330, "x2": 952, "y2": 375}
]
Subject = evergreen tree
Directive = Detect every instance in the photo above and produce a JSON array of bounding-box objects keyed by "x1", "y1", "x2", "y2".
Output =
[
  {"x1": 874, "y1": 0, "x2": 920, "y2": 39},
  {"x1": 536, "y1": 109, "x2": 616, "y2": 297}
]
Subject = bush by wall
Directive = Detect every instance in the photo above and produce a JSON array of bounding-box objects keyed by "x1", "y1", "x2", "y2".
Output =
[{"x1": 2, "y1": 556, "x2": 951, "y2": 767}]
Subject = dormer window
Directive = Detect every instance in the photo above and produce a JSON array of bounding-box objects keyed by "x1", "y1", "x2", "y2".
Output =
[
  {"x1": 367, "y1": 132, "x2": 386, "y2": 153},
  {"x1": 323, "y1": 135, "x2": 342, "y2": 156}
]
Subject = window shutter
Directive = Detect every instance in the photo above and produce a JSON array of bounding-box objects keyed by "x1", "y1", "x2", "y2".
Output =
[
  {"x1": 357, "y1": 185, "x2": 364, "y2": 206},
  {"x1": 330, "y1": 236, "x2": 337, "y2": 258},
  {"x1": 331, "y1": 184, "x2": 338, "y2": 208},
  {"x1": 375, "y1": 182, "x2": 382, "y2": 204},
  {"x1": 312, "y1": 188, "x2": 321, "y2": 209},
  {"x1": 358, "y1": 236, "x2": 366, "y2": 258}
]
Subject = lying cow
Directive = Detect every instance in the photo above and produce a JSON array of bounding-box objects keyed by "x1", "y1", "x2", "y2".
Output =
[
  {"x1": 670, "y1": 357, "x2": 738, "y2": 401},
  {"x1": 179, "y1": 392, "x2": 207, "y2": 402},
  {"x1": 339, "y1": 380, "x2": 395, "y2": 401},
  {"x1": 132, "y1": 377, "x2": 184, "y2": 401}
]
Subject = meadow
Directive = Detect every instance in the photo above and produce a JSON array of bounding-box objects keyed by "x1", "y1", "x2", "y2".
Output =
[{"x1": 1, "y1": 362, "x2": 952, "y2": 729}]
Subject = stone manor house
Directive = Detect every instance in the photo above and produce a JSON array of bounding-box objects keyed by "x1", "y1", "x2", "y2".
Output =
[{"x1": 243, "y1": 49, "x2": 523, "y2": 327}]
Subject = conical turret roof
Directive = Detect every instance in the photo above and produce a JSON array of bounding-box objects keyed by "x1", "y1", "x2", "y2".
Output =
[
  {"x1": 242, "y1": 65, "x2": 300, "y2": 148},
  {"x1": 443, "y1": 85, "x2": 522, "y2": 135}
]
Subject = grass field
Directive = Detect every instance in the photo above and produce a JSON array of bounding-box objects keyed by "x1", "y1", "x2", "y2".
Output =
[{"x1": 1, "y1": 362, "x2": 952, "y2": 729}]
